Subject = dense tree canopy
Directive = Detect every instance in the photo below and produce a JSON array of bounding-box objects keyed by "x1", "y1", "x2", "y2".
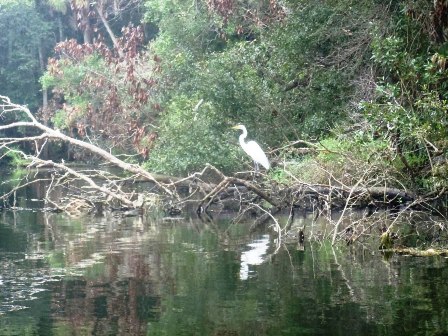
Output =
[
  {"x1": 0, "y1": 0, "x2": 53, "y2": 110},
  {"x1": 1, "y1": 0, "x2": 448, "y2": 193}
]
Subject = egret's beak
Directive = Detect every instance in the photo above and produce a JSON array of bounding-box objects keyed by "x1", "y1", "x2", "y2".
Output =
[{"x1": 231, "y1": 125, "x2": 240, "y2": 130}]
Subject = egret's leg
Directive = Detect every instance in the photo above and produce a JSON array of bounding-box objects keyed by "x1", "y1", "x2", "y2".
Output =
[{"x1": 254, "y1": 162, "x2": 259, "y2": 173}]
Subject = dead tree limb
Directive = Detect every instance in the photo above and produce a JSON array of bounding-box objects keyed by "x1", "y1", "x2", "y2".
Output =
[
  {"x1": 0, "y1": 95, "x2": 173, "y2": 197},
  {"x1": 197, "y1": 175, "x2": 281, "y2": 214},
  {"x1": 27, "y1": 155, "x2": 135, "y2": 207}
]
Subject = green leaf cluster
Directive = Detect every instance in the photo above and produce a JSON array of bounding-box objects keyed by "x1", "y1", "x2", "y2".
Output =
[
  {"x1": 142, "y1": 0, "x2": 377, "y2": 174},
  {"x1": 0, "y1": 1, "x2": 53, "y2": 110},
  {"x1": 48, "y1": 56, "x2": 101, "y2": 128},
  {"x1": 361, "y1": 2, "x2": 448, "y2": 190},
  {"x1": 145, "y1": 96, "x2": 239, "y2": 175}
]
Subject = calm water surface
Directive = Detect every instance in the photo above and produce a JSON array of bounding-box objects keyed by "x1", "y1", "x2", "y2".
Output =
[
  {"x1": 0, "y1": 185, "x2": 447, "y2": 335},
  {"x1": 0, "y1": 208, "x2": 447, "y2": 336}
]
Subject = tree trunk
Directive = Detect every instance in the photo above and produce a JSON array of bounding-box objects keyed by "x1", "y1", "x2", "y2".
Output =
[
  {"x1": 96, "y1": 5, "x2": 123, "y2": 57},
  {"x1": 38, "y1": 40, "x2": 49, "y2": 160},
  {"x1": 81, "y1": 8, "x2": 92, "y2": 44},
  {"x1": 57, "y1": 14, "x2": 64, "y2": 41}
]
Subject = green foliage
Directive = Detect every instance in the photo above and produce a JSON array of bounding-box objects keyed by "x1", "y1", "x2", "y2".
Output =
[
  {"x1": 46, "y1": 0, "x2": 67, "y2": 14},
  {"x1": 42, "y1": 53, "x2": 95, "y2": 131},
  {"x1": 0, "y1": 0, "x2": 34, "y2": 6},
  {"x1": 276, "y1": 132, "x2": 398, "y2": 186},
  {"x1": 51, "y1": 110, "x2": 68, "y2": 130},
  {"x1": 42, "y1": 31, "x2": 163, "y2": 155},
  {"x1": 145, "y1": 96, "x2": 239, "y2": 175},
  {"x1": 256, "y1": 0, "x2": 377, "y2": 135},
  {"x1": 43, "y1": 54, "x2": 104, "y2": 108},
  {"x1": 4, "y1": 0, "x2": 446, "y2": 188},
  {"x1": 1, "y1": 148, "x2": 30, "y2": 167},
  {"x1": 141, "y1": 0, "x2": 379, "y2": 174},
  {"x1": 361, "y1": 4, "x2": 448, "y2": 191},
  {"x1": 39, "y1": 70, "x2": 57, "y2": 90},
  {"x1": 0, "y1": 1, "x2": 53, "y2": 110}
]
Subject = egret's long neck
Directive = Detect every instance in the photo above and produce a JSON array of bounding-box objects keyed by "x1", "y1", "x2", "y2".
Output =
[{"x1": 239, "y1": 128, "x2": 247, "y2": 147}]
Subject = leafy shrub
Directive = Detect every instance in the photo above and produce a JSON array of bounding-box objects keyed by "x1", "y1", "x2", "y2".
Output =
[{"x1": 145, "y1": 96, "x2": 240, "y2": 175}]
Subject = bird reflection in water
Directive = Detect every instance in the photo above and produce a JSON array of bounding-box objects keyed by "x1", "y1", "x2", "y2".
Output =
[{"x1": 239, "y1": 235, "x2": 270, "y2": 280}]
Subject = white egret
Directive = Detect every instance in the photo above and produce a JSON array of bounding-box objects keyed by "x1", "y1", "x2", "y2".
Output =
[{"x1": 232, "y1": 124, "x2": 270, "y2": 171}]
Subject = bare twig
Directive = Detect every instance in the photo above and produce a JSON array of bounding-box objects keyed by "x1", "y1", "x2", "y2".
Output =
[{"x1": 0, "y1": 95, "x2": 173, "y2": 197}]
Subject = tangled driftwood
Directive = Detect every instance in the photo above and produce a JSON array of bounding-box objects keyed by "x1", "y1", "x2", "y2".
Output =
[{"x1": 2, "y1": 95, "x2": 447, "y2": 252}]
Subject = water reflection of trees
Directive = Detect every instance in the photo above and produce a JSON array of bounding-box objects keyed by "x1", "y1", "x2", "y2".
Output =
[
  {"x1": 3, "y1": 207, "x2": 448, "y2": 335},
  {"x1": 38, "y1": 213, "x2": 162, "y2": 335},
  {"x1": 238, "y1": 236, "x2": 444, "y2": 335}
]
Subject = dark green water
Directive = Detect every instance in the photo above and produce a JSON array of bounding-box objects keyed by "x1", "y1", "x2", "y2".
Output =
[{"x1": 0, "y1": 206, "x2": 447, "y2": 336}]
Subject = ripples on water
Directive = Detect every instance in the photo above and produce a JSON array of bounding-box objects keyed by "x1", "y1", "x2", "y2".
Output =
[
  {"x1": 0, "y1": 255, "x2": 48, "y2": 314},
  {"x1": 0, "y1": 206, "x2": 448, "y2": 335}
]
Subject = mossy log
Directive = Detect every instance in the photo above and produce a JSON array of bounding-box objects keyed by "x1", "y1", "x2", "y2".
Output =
[
  {"x1": 290, "y1": 184, "x2": 415, "y2": 207},
  {"x1": 381, "y1": 247, "x2": 448, "y2": 257},
  {"x1": 198, "y1": 181, "x2": 417, "y2": 213}
]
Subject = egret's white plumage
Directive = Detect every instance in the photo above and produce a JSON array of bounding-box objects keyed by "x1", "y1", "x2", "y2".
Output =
[{"x1": 232, "y1": 124, "x2": 270, "y2": 171}]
